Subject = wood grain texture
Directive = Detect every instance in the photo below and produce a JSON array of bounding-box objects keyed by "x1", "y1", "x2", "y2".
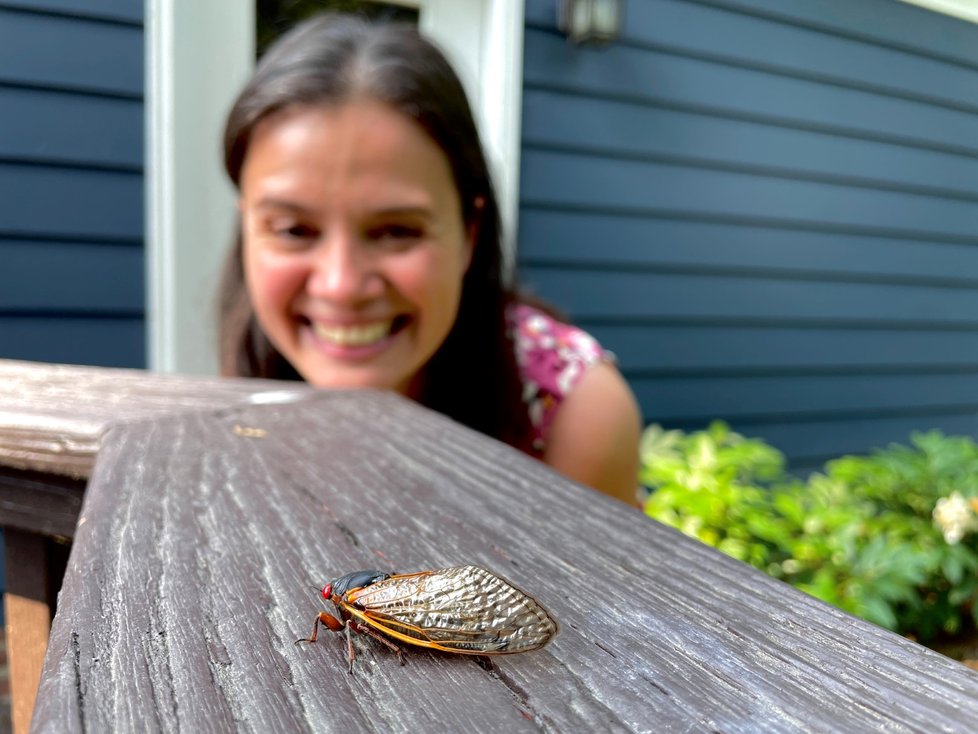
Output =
[
  {"x1": 0, "y1": 359, "x2": 312, "y2": 478},
  {"x1": 0, "y1": 468, "x2": 84, "y2": 538},
  {"x1": 31, "y1": 391, "x2": 978, "y2": 732}
]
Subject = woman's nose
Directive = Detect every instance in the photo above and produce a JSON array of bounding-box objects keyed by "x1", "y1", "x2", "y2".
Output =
[{"x1": 306, "y1": 233, "x2": 381, "y2": 304}]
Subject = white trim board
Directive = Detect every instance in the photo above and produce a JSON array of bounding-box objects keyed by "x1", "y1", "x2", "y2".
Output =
[
  {"x1": 897, "y1": 0, "x2": 978, "y2": 24},
  {"x1": 145, "y1": 0, "x2": 255, "y2": 375},
  {"x1": 420, "y1": 0, "x2": 525, "y2": 276},
  {"x1": 145, "y1": 0, "x2": 524, "y2": 374}
]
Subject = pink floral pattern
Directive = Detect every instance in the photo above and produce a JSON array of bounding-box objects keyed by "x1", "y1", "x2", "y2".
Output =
[{"x1": 509, "y1": 303, "x2": 610, "y2": 454}]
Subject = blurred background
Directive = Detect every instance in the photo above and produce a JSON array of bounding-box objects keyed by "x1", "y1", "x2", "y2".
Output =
[
  {"x1": 5, "y1": 0, "x2": 978, "y2": 474},
  {"x1": 4, "y1": 0, "x2": 978, "y2": 712}
]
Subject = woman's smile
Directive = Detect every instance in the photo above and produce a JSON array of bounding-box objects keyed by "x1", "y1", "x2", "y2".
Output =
[
  {"x1": 300, "y1": 314, "x2": 414, "y2": 360},
  {"x1": 310, "y1": 319, "x2": 394, "y2": 348}
]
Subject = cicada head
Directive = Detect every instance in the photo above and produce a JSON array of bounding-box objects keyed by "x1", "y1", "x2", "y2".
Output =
[{"x1": 328, "y1": 570, "x2": 391, "y2": 599}]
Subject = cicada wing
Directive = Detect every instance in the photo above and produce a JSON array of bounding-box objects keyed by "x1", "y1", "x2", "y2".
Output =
[{"x1": 346, "y1": 565, "x2": 559, "y2": 654}]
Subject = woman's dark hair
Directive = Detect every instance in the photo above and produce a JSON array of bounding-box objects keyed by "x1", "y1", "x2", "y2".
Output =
[{"x1": 218, "y1": 13, "x2": 535, "y2": 453}]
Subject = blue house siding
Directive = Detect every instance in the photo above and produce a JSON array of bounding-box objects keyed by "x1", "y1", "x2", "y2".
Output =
[
  {"x1": 519, "y1": 0, "x2": 978, "y2": 468},
  {"x1": 0, "y1": 1, "x2": 145, "y2": 368}
]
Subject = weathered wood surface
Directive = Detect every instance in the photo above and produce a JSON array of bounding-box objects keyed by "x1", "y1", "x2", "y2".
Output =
[
  {"x1": 31, "y1": 391, "x2": 978, "y2": 732},
  {"x1": 0, "y1": 358, "x2": 311, "y2": 479},
  {"x1": 0, "y1": 358, "x2": 314, "y2": 733}
]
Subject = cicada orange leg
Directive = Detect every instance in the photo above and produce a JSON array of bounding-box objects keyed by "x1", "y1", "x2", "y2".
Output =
[
  {"x1": 294, "y1": 610, "x2": 405, "y2": 674},
  {"x1": 294, "y1": 611, "x2": 345, "y2": 644}
]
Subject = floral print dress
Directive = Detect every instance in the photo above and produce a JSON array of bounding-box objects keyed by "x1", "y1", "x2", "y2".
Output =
[{"x1": 509, "y1": 303, "x2": 611, "y2": 455}]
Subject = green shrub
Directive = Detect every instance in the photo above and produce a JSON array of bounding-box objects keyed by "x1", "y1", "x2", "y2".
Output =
[{"x1": 641, "y1": 423, "x2": 978, "y2": 640}]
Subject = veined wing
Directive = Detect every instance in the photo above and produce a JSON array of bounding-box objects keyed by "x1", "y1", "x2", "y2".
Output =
[{"x1": 344, "y1": 565, "x2": 559, "y2": 654}]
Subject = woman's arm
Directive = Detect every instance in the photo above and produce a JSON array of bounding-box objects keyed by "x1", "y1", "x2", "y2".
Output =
[{"x1": 543, "y1": 361, "x2": 643, "y2": 507}]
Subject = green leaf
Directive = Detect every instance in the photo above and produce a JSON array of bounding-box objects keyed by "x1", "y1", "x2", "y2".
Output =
[
  {"x1": 942, "y1": 553, "x2": 964, "y2": 586},
  {"x1": 858, "y1": 596, "x2": 899, "y2": 631}
]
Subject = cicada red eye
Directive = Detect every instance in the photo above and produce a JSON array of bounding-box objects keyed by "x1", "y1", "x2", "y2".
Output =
[{"x1": 321, "y1": 583, "x2": 332, "y2": 600}]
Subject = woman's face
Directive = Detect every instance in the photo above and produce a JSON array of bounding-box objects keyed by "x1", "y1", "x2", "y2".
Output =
[{"x1": 239, "y1": 101, "x2": 473, "y2": 395}]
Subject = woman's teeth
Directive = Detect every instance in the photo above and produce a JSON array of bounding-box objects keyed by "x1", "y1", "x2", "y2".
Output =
[{"x1": 312, "y1": 321, "x2": 392, "y2": 346}]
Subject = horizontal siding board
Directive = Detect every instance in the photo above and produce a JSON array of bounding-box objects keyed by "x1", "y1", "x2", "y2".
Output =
[
  {"x1": 0, "y1": 86, "x2": 142, "y2": 168},
  {"x1": 523, "y1": 0, "x2": 978, "y2": 466},
  {"x1": 519, "y1": 211, "x2": 978, "y2": 284},
  {"x1": 522, "y1": 90, "x2": 978, "y2": 198},
  {"x1": 586, "y1": 325, "x2": 978, "y2": 372},
  {"x1": 0, "y1": 2, "x2": 146, "y2": 381},
  {"x1": 523, "y1": 28, "x2": 978, "y2": 156},
  {"x1": 521, "y1": 268, "x2": 978, "y2": 325},
  {"x1": 0, "y1": 316, "x2": 144, "y2": 367},
  {"x1": 0, "y1": 239, "x2": 142, "y2": 312},
  {"x1": 0, "y1": 0, "x2": 142, "y2": 23},
  {"x1": 622, "y1": 0, "x2": 978, "y2": 112},
  {"x1": 524, "y1": 0, "x2": 553, "y2": 25},
  {"x1": 693, "y1": 0, "x2": 978, "y2": 68},
  {"x1": 524, "y1": 0, "x2": 978, "y2": 68},
  {"x1": 521, "y1": 149, "x2": 978, "y2": 241},
  {"x1": 0, "y1": 8, "x2": 143, "y2": 95},
  {"x1": 723, "y1": 413, "x2": 978, "y2": 465},
  {"x1": 0, "y1": 163, "x2": 142, "y2": 240},
  {"x1": 631, "y1": 373, "x2": 978, "y2": 422}
]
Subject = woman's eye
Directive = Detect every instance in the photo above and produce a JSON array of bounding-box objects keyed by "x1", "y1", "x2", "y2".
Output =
[
  {"x1": 370, "y1": 224, "x2": 423, "y2": 243},
  {"x1": 272, "y1": 222, "x2": 318, "y2": 240}
]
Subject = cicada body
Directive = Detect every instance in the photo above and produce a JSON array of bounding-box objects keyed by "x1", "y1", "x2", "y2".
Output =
[{"x1": 295, "y1": 565, "x2": 559, "y2": 672}]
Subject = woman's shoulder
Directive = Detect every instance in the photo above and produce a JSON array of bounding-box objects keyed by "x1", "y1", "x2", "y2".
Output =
[
  {"x1": 507, "y1": 302, "x2": 612, "y2": 452},
  {"x1": 509, "y1": 303, "x2": 609, "y2": 380},
  {"x1": 509, "y1": 302, "x2": 605, "y2": 363}
]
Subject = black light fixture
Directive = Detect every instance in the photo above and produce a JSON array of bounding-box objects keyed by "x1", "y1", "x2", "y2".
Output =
[{"x1": 558, "y1": 0, "x2": 624, "y2": 46}]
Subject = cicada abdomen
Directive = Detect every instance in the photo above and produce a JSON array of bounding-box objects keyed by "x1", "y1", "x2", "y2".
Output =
[{"x1": 295, "y1": 565, "x2": 559, "y2": 671}]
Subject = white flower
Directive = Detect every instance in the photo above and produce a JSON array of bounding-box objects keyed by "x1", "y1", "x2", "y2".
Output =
[
  {"x1": 556, "y1": 361, "x2": 582, "y2": 395},
  {"x1": 527, "y1": 314, "x2": 548, "y2": 333},
  {"x1": 781, "y1": 559, "x2": 803, "y2": 574},
  {"x1": 933, "y1": 493, "x2": 978, "y2": 545}
]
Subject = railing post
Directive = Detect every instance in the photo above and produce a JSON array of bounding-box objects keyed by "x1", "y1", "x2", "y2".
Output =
[{"x1": 3, "y1": 528, "x2": 52, "y2": 734}]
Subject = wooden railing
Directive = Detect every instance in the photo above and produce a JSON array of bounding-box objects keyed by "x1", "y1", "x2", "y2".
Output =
[
  {"x1": 0, "y1": 359, "x2": 312, "y2": 733},
  {"x1": 3, "y1": 358, "x2": 978, "y2": 732}
]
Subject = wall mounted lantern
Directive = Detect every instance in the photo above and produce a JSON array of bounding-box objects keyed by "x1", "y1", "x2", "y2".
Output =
[{"x1": 558, "y1": 0, "x2": 624, "y2": 46}]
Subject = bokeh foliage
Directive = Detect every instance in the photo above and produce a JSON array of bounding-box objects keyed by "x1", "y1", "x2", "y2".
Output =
[{"x1": 642, "y1": 423, "x2": 978, "y2": 641}]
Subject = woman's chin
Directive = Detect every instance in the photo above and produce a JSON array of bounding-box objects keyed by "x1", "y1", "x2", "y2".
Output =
[{"x1": 295, "y1": 359, "x2": 412, "y2": 394}]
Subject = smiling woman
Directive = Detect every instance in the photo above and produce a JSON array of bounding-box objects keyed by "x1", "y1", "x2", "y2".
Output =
[
  {"x1": 218, "y1": 14, "x2": 642, "y2": 506},
  {"x1": 239, "y1": 100, "x2": 473, "y2": 396}
]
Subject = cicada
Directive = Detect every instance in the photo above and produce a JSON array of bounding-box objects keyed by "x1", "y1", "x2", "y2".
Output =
[{"x1": 294, "y1": 565, "x2": 559, "y2": 672}]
